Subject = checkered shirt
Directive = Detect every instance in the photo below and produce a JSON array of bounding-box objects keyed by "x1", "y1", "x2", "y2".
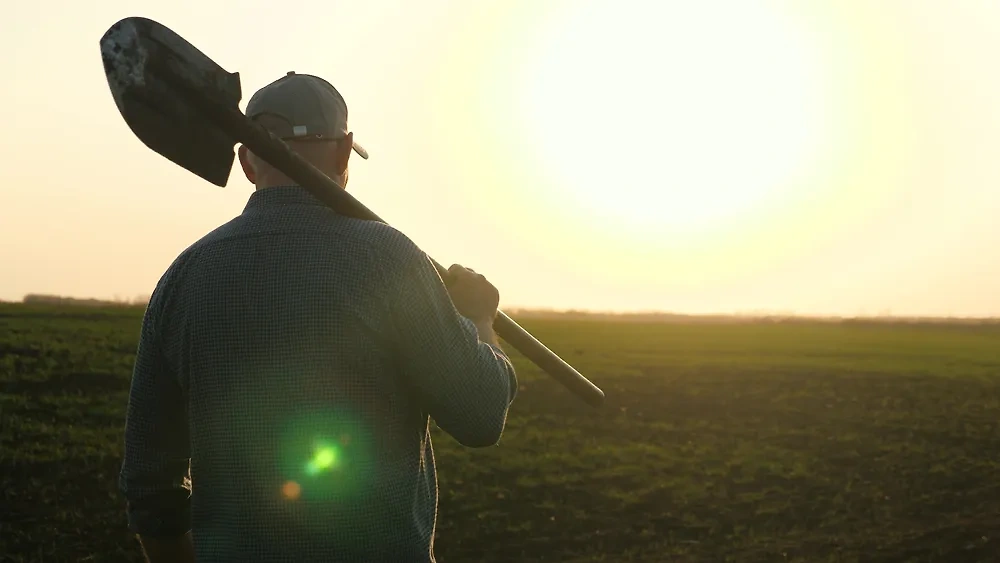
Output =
[{"x1": 118, "y1": 186, "x2": 518, "y2": 562}]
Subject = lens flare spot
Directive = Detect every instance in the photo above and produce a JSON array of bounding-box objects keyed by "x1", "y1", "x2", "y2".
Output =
[
  {"x1": 279, "y1": 411, "x2": 374, "y2": 500},
  {"x1": 315, "y1": 447, "x2": 336, "y2": 468},
  {"x1": 305, "y1": 444, "x2": 339, "y2": 476},
  {"x1": 282, "y1": 481, "x2": 301, "y2": 501}
]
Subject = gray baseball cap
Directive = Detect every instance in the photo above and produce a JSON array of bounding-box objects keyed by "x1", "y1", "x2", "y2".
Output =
[{"x1": 246, "y1": 71, "x2": 368, "y2": 160}]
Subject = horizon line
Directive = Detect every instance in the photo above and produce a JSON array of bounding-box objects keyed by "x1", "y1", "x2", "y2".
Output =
[{"x1": 7, "y1": 293, "x2": 1000, "y2": 322}]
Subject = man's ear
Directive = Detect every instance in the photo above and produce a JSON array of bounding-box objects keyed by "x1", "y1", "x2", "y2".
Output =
[
  {"x1": 238, "y1": 145, "x2": 256, "y2": 184},
  {"x1": 334, "y1": 132, "x2": 353, "y2": 176}
]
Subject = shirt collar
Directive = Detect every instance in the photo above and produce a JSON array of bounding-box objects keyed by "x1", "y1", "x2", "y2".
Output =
[{"x1": 243, "y1": 185, "x2": 327, "y2": 213}]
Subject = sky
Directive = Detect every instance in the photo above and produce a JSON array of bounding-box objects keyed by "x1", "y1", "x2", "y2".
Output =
[{"x1": 3, "y1": 0, "x2": 1000, "y2": 317}]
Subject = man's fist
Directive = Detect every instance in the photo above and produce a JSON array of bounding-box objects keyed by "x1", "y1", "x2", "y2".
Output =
[{"x1": 444, "y1": 264, "x2": 500, "y2": 324}]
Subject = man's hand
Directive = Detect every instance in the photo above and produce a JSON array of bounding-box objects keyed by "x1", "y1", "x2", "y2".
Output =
[{"x1": 445, "y1": 264, "x2": 500, "y2": 345}]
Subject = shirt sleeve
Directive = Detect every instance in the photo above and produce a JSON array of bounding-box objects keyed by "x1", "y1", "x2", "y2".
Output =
[
  {"x1": 388, "y1": 252, "x2": 518, "y2": 448},
  {"x1": 118, "y1": 279, "x2": 192, "y2": 537}
]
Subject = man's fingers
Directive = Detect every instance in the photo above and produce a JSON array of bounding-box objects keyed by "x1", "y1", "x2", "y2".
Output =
[
  {"x1": 445, "y1": 265, "x2": 493, "y2": 301},
  {"x1": 448, "y1": 264, "x2": 478, "y2": 283},
  {"x1": 442, "y1": 263, "x2": 500, "y2": 321},
  {"x1": 445, "y1": 264, "x2": 464, "y2": 286}
]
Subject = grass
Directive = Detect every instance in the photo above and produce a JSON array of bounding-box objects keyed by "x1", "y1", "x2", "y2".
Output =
[{"x1": 1, "y1": 303, "x2": 998, "y2": 562}]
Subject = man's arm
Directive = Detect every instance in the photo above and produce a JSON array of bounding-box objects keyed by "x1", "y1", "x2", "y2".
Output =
[
  {"x1": 119, "y1": 285, "x2": 194, "y2": 563},
  {"x1": 389, "y1": 255, "x2": 517, "y2": 448}
]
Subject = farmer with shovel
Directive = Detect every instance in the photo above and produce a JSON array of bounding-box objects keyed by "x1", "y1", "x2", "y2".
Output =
[{"x1": 119, "y1": 71, "x2": 518, "y2": 562}]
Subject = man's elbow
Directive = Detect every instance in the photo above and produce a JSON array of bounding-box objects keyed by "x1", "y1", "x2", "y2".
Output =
[
  {"x1": 447, "y1": 407, "x2": 510, "y2": 448},
  {"x1": 454, "y1": 420, "x2": 507, "y2": 448},
  {"x1": 439, "y1": 356, "x2": 517, "y2": 448}
]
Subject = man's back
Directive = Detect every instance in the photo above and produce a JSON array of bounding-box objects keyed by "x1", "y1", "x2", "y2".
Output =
[{"x1": 119, "y1": 187, "x2": 518, "y2": 562}]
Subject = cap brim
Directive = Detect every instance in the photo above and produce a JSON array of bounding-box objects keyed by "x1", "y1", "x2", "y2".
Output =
[{"x1": 352, "y1": 140, "x2": 369, "y2": 160}]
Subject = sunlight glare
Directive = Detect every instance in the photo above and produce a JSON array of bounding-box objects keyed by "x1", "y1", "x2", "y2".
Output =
[{"x1": 518, "y1": 0, "x2": 832, "y2": 239}]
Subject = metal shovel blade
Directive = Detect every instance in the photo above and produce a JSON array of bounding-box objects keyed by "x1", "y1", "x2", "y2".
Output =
[{"x1": 99, "y1": 17, "x2": 242, "y2": 187}]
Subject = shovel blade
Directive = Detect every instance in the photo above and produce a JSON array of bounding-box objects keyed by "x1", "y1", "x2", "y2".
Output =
[{"x1": 99, "y1": 17, "x2": 243, "y2": 187}]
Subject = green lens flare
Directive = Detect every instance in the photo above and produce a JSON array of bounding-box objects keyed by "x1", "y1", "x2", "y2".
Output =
[
  {"x1": 278, "y1": 409, "x2": 373, "y2": 501},
  {"x1": 304, "y1": 444, "x2": 339, "y2": 476},
  {"x1": 315, "y1": 447, "x2": 336, "y2": 468}
]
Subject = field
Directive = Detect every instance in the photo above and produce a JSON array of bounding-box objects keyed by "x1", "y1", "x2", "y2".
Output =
[{"x1": 2, "y1": 303, "x2": 999, "y2": 562}]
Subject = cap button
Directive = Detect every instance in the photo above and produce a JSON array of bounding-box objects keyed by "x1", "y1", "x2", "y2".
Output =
[{"x1": 287, "y1": 71, "x2": 295, "y2": 76}]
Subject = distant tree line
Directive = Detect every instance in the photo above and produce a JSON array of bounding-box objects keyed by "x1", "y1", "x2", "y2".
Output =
[
  {"x1": 10, "y1": 297, "x2": 997, "y2": 324},
  {"x1": 21, "y1": 294, "x2": 150, "y2": 307},
  {"x1": 504, "y1": 308, "x2": 1000, "y2": 325}
]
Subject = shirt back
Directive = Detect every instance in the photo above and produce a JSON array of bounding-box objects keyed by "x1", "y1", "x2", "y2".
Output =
[{"x1": 119, "y1": 187, "x2": 517, "y2": 562}]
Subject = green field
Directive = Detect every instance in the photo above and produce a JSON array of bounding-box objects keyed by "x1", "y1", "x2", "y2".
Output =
[{"x1": 2, "y1": 303, "x2": 999, "y2": 562}]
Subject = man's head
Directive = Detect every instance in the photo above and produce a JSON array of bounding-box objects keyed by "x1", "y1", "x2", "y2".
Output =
[{"x1": 238, "y1": 71, "x2": 368, "y2": 190}]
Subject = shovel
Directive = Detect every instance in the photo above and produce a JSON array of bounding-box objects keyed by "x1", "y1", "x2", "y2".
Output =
[{"x1": 98, "y1": 16, "x2": 605, "y2": 408}]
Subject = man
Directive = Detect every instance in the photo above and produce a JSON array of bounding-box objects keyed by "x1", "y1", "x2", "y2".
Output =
[{"x1": 118, "y1": 71, "x2": 518, "y2": 562}]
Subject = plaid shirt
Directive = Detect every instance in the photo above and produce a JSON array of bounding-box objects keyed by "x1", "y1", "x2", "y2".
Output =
[{"x1": 119, "y1": 186, "x2": 517, "y2": 562}]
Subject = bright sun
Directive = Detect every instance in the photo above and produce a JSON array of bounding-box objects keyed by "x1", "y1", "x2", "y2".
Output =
[{"x1": 517, "y1": 0, "x2": 832, "y2": 240}]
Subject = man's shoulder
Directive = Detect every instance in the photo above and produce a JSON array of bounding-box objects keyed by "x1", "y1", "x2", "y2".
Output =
[
  {"x1": 168, "y1": 217, "x2": 239, "y2": 264},
  {"x1": 335, "y1": 217, "x2": 427, "y2": 269},
  {"x1": 152, "y1": 215, "x2": 245, "y2": 285},
  {"x1": 156, "y1": 212, "x2": 429, "y2": 289}
]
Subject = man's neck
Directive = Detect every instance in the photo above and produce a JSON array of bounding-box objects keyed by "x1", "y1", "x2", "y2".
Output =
[
  {"x1": 256, "y1": 183, "x2": 299, "y2": 191},
  {"x1": 256, "y1": 176, "x2": 345, "y2": 191}
]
